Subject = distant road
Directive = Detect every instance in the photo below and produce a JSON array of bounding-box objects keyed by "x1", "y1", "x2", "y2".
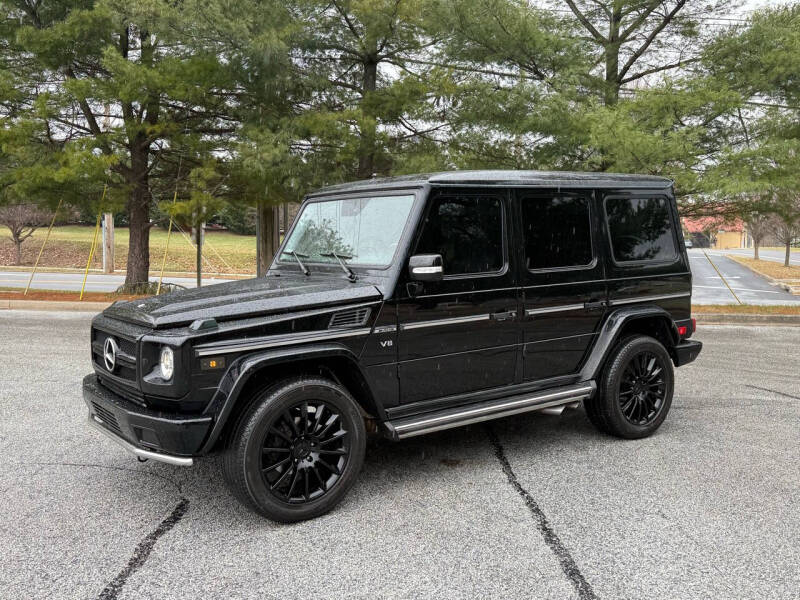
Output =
[
  {"x1": 688, "y1": 249, "x2": 800, "y2": 305},
  {"x1": 0, "y1": 270, "x2": 233, "y2": 292},
  {"x1": 711, "y1": 248, "x2": 800, "y2": 266}
]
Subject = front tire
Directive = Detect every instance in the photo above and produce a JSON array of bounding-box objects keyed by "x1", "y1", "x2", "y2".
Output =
[
  {"x1": 585, "y1": 335, "x2": 675, "y2": 439},
  {"x1": 223, "y1": 376, "x2": 366, "y2": 522}
]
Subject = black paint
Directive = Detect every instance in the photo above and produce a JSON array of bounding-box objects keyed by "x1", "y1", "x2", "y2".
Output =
[
  {"x1": 485, "y1": 426, "x2": 597, "y2": 600},
  {"x1": 98, "y1": 498, "x2": 189, "y2": 600}
]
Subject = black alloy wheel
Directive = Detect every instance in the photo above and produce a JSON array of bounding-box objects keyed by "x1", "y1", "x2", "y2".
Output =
[
  {"x1": 223, "y1": 377, "x2": 366, "y2": 522},
  {"x1": 618, "y1": 351, "x2": 668, "y2": 426},
  {"x1": 585, "y1": 334, "x2": 675, "y2": 439},
  {"x1": 261, "y1": 401, "x2": 349, "y2": 504}
]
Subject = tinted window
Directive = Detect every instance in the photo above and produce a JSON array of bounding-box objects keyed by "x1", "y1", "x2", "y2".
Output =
[
  {"x1": 416, "y1": 195, "x2": 504, "y2": 275},
  {"x1": 523, "y1": 196, "x2": 593, "y2": 270},
  {"x1": 605, "y1": 197, "x2": 677, "y2": 262}
]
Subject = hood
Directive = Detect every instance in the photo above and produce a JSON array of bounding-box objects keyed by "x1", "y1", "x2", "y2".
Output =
[{"x1": 103, "y1": 275, "x2": 383, "y2": 329}]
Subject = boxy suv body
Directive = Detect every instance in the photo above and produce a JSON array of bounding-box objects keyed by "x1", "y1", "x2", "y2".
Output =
[{"x1": 83, "y1": 170, "x2": 702, "y2": 521}]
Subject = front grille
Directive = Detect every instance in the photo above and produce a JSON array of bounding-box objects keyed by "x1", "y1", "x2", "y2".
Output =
[
  {"x1": 98, "y1": 376, "x2": 147, "y2": 407},
  {"x1": 92, "y1": 402, "x2": 122, "y2": 435},
  {"x1": 92, "y1": 327, "x2": 138, "y2": 384},
  {"x1": 329, "y1": 307, "x2": 371, "y2": 329}
]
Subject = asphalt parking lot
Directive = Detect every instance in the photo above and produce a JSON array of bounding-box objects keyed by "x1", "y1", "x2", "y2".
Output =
[
  {"x1": 688, "y1": 248, "x2": 800, "y2": 305},
  {"x1": 1, "y1": 311, "x2": 798, "y2": 599}
]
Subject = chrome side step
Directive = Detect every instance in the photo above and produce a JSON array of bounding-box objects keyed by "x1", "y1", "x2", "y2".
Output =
[{"x1": 383, "y1": 382, "x2": 595, "y2": 440}]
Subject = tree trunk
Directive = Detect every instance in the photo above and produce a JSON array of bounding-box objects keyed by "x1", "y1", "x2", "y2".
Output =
[
  {"x1": 785, "y1": 241, "x2": 791, "y2": 267},
  {"x1": 356, "y1": 57, "x2": 378, "y2": 180},
  {"x1": 14, "y1": 239, "x2": 21, "y2": 266},
  {"x1": 256, "y1": 201, "x2": 279, "y2": 275},
  {"x1": 604, "y1": 6, "x2": 621, "y2": 107},
  {"x1": 125, "y1": 145, "x2": 152, "y2": 286},
  {"x1": 753, "y1": 241, "x2": 759, "y2": 261}
]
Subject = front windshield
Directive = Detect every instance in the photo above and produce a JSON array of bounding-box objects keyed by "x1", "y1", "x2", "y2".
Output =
[{"x1": 282, "y1": 194, "x2": 416, "y2": 267}]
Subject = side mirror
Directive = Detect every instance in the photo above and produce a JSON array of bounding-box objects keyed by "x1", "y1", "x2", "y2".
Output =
[{"x1": 409, "y1": 254, "x2": 443, "y2": 282}]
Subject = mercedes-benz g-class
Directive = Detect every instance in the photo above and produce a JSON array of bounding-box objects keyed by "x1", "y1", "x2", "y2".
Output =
[{"x1": 83, "y1": 171, "x2": 701, "y2": 522}]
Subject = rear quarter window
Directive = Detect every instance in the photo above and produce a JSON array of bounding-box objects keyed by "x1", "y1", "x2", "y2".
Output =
[{"x1": 605, "y1": 197, "x2": 677, "y2": 263}]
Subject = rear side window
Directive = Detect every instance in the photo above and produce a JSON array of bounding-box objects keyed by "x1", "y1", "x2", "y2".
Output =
[
  {"x1": 415, "y1": 195, "x2": 504, "y2": 276},
  {"x1": 605, "y1": 197, "x2": 677, "y2": 263},
  {"x1": 522, "y1": 196, "x2": 593, "y2": 270}
]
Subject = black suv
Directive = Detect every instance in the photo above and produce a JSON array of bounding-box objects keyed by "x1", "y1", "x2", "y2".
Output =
[{"x1": 83, "y1": 170, "x2": 701, "y2": 522}]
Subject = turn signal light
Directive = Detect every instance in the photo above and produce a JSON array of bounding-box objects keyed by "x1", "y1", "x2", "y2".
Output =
[{"x1": 677, "y1": 326, "x2": 687, "y2": 336}]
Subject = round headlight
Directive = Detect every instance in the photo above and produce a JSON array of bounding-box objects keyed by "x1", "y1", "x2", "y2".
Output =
[{"x1": 160, "y1": 346, "x2": 174, "y2": 380}]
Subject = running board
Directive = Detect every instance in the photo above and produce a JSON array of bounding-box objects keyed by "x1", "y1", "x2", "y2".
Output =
[{"x1": 383, "y1": 382, "x2": 595, "y2": 440}]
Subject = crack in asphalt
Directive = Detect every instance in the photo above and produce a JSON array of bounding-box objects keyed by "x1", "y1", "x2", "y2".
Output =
[
  {"x1": 7, "y1": 461, "x2": 189, "y2": 600},
  {"x1": 98, "y1": 498, "x2": 190, "y2": 600},
  {"x1": 745, "y1": 384, "x2": 800, "y2": 401},
  {"x1": 485, "y1": 425, "x2": 597, "y2": 600}
]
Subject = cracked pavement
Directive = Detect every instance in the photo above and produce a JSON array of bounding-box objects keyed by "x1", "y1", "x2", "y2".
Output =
[{"x1": 1, "y1": 310, "x2": 798, "y2": 599}]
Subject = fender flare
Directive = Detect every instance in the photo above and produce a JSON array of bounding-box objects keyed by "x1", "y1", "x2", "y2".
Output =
[
  {"x1": 580, "y1": 305, "x2": 679, "y2": 381},
  {"x1": 198, "y1": 343, "x2": 370, "y2": 454}
]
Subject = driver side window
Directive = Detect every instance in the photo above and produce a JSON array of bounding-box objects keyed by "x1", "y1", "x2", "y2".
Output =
[{"x1": 415, "y1": 195, "x2": 504, "y2": 276}]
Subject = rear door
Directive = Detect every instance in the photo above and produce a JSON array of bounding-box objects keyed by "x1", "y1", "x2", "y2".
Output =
[
  {"x1": 396, "y1": 189, "x2": 520, "y2": 404},
  {"x1": 517, "y1": 190, "x2": 607, "y2": 382}
]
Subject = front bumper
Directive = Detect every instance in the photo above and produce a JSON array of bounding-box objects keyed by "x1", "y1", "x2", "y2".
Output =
[
  {"x1": 83, "y1": 374, "x2": 212, "y2": 466},
  {"x1": 672, "y1": 339, "x2": 702, "y2": 367}
]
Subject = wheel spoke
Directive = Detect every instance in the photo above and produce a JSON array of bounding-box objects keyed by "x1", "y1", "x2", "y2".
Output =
[
  {"x1": 319, "y1": 429, "x2": 347, "y2": 446},
  {"x1": 287, "y1": 467, "x2": 302, "y2": 499},
  {"x1": 301, "y1": 402, "x2": 309, "y2": 435},
  {"x1": 283, "y1": 410, "x2": 300, "y2": 437},
  {"x1": 304, "y1": 469, "x2": 310, "y2": 502},
  {"x1": 318, "y1": 448, "x2": 347, "y2": 456},
  {"x1": 268, "y1": 427, "x2": 292, "y2": 444},
  {"x1": 312, "y1": 404, "x2": 326, "y2": 434},
  {"x1": 262, "y1": 446, "x2": 291, "y2": 454},
  {"x1": 270, "y1": 463, "x2": 295, "y2": 490},
  {"x1": 263, "y1": 457, "x2": 291, "y2": 473},
  {"x1": 318, "y1": 414, "x2": 340, "y2": 438},
  {"x1": 318, "y1": 457, "x2": 341, "y2": 476},
  {"x1": 312, "y1": 465, "x2": 326, "y2": 491}
]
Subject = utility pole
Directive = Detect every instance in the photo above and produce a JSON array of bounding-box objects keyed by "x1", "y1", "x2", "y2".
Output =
[{"x1": 101, "y1": 213, "x2": 114, "y2": 273}]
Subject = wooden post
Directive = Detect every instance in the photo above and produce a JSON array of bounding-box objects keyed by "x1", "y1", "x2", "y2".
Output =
[
  {"x1": 193, "y1": 222, "x2": 204, "y2": 288},
  {"x1": 102, "y1": 213, "x2": 114, "y2": 273}
]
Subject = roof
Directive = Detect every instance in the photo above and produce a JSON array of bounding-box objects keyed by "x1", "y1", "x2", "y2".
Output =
[
  {"x1": 683, "y1": 216, "x2": 744, "y2": 234},
  {"x1": 308, "y1": 170, "x2": 673, "y2": 197}
]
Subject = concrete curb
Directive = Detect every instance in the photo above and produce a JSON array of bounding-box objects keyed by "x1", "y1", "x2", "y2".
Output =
[
  {"x1": 695, "y1": 313, "x2": 800, "y2": 326},
  {"x1": 0, "y1": 299, "x2": 112, "y2": 312}
]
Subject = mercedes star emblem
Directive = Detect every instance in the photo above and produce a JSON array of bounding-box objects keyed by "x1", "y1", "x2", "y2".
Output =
[{"x1": 103, "y1": 337, "x2": 119, "y2": 372}]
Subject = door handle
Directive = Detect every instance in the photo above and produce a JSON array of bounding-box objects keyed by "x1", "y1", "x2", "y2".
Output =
[
  {"x1": 584, "y1": 300, "x2": 607, "y2": 311},
  {"x1": 491, "y1": 310, "x2": 517, "y2": 322}
]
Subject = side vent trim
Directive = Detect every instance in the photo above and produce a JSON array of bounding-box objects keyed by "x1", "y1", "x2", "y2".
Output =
[{"x1": 329, "y1": 307, "x2": 371, "y2": 329}]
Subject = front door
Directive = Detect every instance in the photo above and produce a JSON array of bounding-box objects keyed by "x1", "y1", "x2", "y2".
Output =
[
  {"x1": 396, "y1": 190, "x2": 520, "y2": 404},
  {"x1": 517, "y1": 190, "x2": 607, "y2": 382}
]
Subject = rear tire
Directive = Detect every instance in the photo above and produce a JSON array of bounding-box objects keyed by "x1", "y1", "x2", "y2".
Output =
[
  {"x1": 222, "y1": 376, "x2": 366, "y2": 522},
  {"x1": 584, "y1": 335, "x2": 674, "y2": 439}
]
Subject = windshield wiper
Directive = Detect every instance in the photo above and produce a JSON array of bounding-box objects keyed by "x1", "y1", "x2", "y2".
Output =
[
  {"x1": 320, "y1": 251, "x2": 357, "y2": 282},
  {"x1": 280, "y1": 250, "x2": 310, "y2": 276}
]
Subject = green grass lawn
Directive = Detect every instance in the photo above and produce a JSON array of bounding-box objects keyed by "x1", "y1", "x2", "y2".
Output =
[{"x1": 0, "y1": 225, "x2": 258, "y2": 274}]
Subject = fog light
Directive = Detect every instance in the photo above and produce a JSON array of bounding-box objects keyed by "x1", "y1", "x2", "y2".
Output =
[{"x1": 160, "y1": 346, "x2": 174, "y2": 380}]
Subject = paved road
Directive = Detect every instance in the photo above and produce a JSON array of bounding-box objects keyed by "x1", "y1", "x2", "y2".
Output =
[
  {"x1": 1, "y1": 310, "x2": 798, "y2": 599},
  {"x1": 0, "y1": 270, "x2": 231, "y2": 292},
  {"x1": 688, "y1": 248, "x2": 800, "y2": 305},
  {"x1": 714, "y1": 247, "x2": 800, "y2": 267}
]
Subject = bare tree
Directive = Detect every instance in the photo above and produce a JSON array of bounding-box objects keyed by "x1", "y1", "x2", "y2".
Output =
[
  {"x1": 0, "y1": 204, "x2": 52, "y2": 266},
  {"x1": 768, "y1": 193, "x2": 800, "y2": 267},
  {"x1": 745, "y1": 212, "x2": 771, "y2": 261}
]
